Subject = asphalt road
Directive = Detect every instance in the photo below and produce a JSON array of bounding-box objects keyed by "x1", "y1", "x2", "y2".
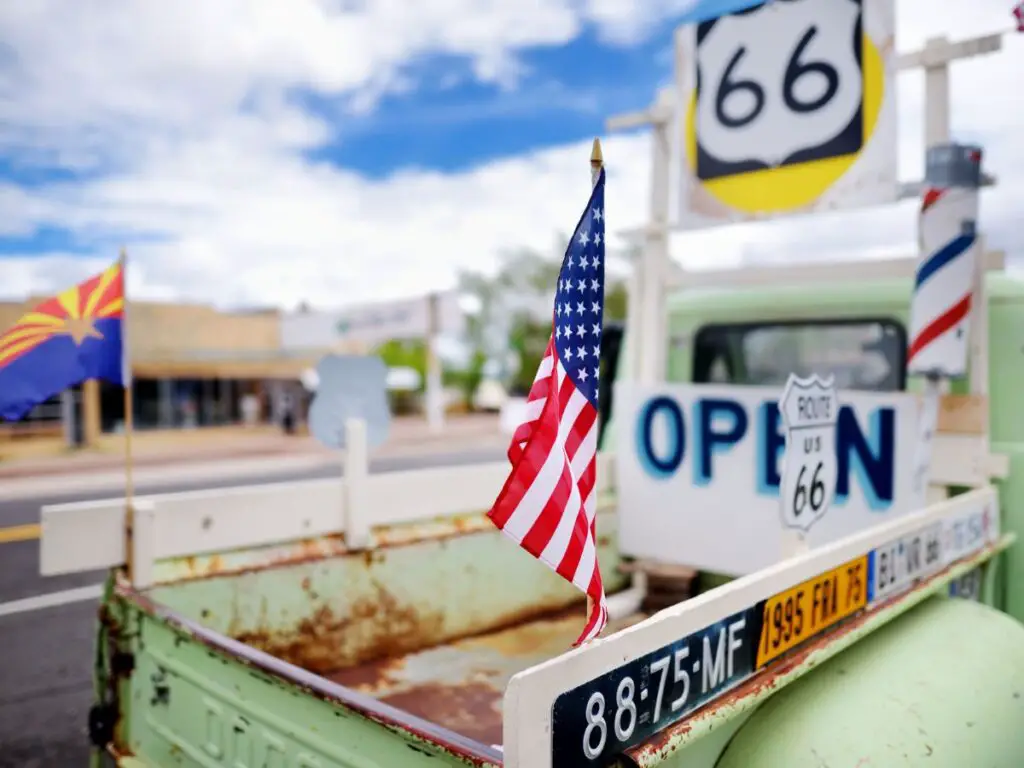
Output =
[{"x1": 0, "y1": 447, "x2": 504, "y2": 766}]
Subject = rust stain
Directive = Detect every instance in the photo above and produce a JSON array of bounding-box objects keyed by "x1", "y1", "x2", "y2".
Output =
[
  {"x1": 164, "y1": 518, "x2": 500, "y2": 585},
  {"x1": 118, "y1": 583, "x2": 501, "y2": 766},
  {"x1": 380, "y1": 682, "x2": 504, "y2": 748},
  {"x1": 329, "y1": 655, "x2": 409, "y2": 692},
  {"x1": 233, "y1": 585, "x2": 446, "y2": 674}
]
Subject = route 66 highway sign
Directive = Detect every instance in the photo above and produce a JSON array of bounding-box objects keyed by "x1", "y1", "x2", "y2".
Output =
[
  {"x1": 779, "y1": 373, "x2": 839, "y2": 533},
  {"x1": 675, "y1": 0, "x2": 897, "y2": 228}
]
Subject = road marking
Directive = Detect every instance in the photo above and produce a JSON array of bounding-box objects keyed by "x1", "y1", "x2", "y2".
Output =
[
  {"x1": 0, "y1": 584, "x2": 103, "y2": 618},
  {"x1": 0, "y1": 523, "x2": 41, "y2": 544}
]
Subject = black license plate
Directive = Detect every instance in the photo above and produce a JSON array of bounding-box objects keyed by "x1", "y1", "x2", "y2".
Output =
[{"x1": 550, "y1": 605, "x2": 763, "y2": 766}]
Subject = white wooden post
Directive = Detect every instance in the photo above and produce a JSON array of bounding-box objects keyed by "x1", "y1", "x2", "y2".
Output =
[
  {"x1": 130, "y1": 499, "x2": 157, "y2": 589},
  {"x1": 343, "y1": 418, "x2": 371, "y2": 549},
  {"x1": 606, "y1": 87, "x2": 674, "y2": 385}
]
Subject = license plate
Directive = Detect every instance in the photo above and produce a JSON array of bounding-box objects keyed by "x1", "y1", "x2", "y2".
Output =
[
  {"x1": 551, "y1": 555, "x2": 869, "y2": 766},
  {"x1": 550, "y1": 606, "x2": 760, "y2": 767},
  {"x1": 756, "y1": 556, "x2": 868, "y2": 668},
  {"x1": 943, "y1": 507, "x2": 991, "y2": 563},
  {"x1": 868, "y1": 522, "x2": 943, "y2": 604},
  {"x1": 949, "y1": 567, "x2": 983, "y2": 601}
]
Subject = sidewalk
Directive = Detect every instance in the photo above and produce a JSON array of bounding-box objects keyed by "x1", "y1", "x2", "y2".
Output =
[{"x1": 0, "y1": 414, "x2": 505, "y2": 481}]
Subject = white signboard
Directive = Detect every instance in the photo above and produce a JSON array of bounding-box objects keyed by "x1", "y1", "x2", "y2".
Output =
[
  {"x1": 675, "y1": 0, "x2": 897, "y2": 228},
  {"x1": 616, "y1": 382, "x2": 924, "y2": 575},
  {"x1": 779, "y1": 373, "x2": 838, "y2": 533},
  {"x1": 280, "y1": 291, "x2": 466, "y2": 350}
]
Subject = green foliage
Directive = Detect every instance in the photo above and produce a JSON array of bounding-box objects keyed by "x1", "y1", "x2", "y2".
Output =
[
  {"x1": 375, "y1": 339, "x2": 427, "y2": 384},
  {"x1": 458, "y1": 237, "x2": 629, "y2": 394}
]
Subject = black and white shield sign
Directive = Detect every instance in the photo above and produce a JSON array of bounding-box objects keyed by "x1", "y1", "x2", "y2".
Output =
[
  {"x1": 779, "y1": 373, "x2": 839, "y2": 533},
  {"x1": 695, "y1": 0, "x2": 865, "y2": 180}
]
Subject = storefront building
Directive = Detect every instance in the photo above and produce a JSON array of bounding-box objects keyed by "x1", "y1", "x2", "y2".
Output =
[{"x1": 0, "y1": 300, "x2": 341, "y2": 446}]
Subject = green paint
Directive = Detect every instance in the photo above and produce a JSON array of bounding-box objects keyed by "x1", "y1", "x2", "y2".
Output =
[
  {"x1": 116, "y1": 604, "x2": 496, "y2": 767},
  {"x1": 716, "y1": 596, "x2": 1024, "y2": 768},
  {"x1": 148, "y1": 519, "x2": 625, "y2": 672}
]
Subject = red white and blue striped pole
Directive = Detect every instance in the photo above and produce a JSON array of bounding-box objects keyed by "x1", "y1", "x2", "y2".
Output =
[{"x1": 908, "y1": 144, "x2": 983, "y2": 496}]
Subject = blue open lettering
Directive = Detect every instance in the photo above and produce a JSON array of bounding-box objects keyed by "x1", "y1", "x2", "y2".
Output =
[
  {"x1": 635, "y1": 396, "x2": 897, "y2": 510},
  {"x1": 693, "y1": 399, "x2": 748, "y2": 487}
]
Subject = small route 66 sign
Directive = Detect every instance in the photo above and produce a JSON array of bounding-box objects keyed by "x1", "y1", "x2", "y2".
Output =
[{"x1": 779, "y1": 373, "x2": 839, "y2": 533}]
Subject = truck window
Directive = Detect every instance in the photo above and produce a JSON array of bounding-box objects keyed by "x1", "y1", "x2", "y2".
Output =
[
  {"x1": 597, "y1": 322, "x2": 624, "y2": 445},
  {"x1": 693, "y1": 319, "x2": 907, "y2": 392}
]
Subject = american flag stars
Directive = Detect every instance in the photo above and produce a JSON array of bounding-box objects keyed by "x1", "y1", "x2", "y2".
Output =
[{"x1": 554, "y1": 199, "x2": 605, "y2": 406}]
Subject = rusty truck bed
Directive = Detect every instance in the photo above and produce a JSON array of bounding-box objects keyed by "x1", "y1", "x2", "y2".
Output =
[{"x1": 326, "y1": 609, "x2": 648, "y2": 747}]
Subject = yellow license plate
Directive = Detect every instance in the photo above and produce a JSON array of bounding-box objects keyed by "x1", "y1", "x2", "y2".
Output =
[{"x1": 756, "y1": 555, "x2": 868, "y2": 668}]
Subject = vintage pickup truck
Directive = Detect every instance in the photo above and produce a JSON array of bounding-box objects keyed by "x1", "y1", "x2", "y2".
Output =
[{"x1": 40, "y1": 243, "x2": 1024, "y2": 767}]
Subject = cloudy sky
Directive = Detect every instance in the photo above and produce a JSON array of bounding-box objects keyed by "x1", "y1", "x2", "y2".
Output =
[{"x1": 0, "y1": 0, "x2": 1020, "y2": 310}]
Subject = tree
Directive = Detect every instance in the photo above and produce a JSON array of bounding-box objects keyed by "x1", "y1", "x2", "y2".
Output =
[{"x1": 458, "y1": 236, "x2": 629, "y2": 395}]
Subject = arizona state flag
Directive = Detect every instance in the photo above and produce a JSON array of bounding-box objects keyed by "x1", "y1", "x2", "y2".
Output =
[{"x1": 0, "y1": 259, "x2": 127, "y2": 421}]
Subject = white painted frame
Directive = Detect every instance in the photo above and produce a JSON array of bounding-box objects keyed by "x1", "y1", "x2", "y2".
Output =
[
  {"x1": 40, "y1": 398, "x2": 1003, "y2": 588},
  {"x1": 40, "y1": 420, "x2": 617, "y2": 588},
  {"x1": 500, "y1": 485, "x2": 999, "y2": 767}
]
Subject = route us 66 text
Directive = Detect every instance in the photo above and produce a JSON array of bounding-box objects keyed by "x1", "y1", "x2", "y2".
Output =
[{"x1": 550, "y1": 608, "x2": 759, "y2": 766}]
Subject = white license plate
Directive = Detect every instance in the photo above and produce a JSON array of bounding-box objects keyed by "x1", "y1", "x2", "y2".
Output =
[{"x1": 870, "y1": 522, "x2": 943, "y2": 604}]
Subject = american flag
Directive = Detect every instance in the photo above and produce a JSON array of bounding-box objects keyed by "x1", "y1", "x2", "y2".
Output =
[
  {"x1": 487, "y1": 168, "x2": 608, "y2": 646},
  {"x1": 1015, "y1": 1, "x2": 1024, "y2": 32}
]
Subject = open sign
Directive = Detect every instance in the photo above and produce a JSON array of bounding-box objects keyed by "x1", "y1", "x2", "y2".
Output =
[{"x1": 617, "y1": 382, "x2": 924, "y2": 575}]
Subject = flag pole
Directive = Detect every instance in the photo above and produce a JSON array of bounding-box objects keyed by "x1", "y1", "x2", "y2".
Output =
[
  {"x1": 588, "y1": 137, "x2": 602, "y2": 627},
  {"x1": 120, "y1": 247, "x2": 136, "y2": 581}
]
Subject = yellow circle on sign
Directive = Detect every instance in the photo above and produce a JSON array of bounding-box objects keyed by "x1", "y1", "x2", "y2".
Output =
[{"x1": 685, "y1": 31, "x2": 885, "y2": 213}]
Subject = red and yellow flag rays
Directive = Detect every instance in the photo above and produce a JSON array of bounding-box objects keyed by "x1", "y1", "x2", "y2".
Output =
[{"x1": 0, "y1": 262, "x2": 124, "y2": 368}]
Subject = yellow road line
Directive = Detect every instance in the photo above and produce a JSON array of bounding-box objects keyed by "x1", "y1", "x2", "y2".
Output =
[{"x1": 0, "y1": 523, "x2": 41, "y2": 544}]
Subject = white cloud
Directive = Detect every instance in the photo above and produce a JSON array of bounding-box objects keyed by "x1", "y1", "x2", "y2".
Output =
[{"x1": 0, "y1": 0, "x2": 1021, "y2": 311}]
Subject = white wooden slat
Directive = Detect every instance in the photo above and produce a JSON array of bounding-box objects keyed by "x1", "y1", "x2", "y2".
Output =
[
  {"x1": 931, "y1": 434, "x2": 1007, "y2": 486},
  {"x1": 501, "y1": 486, "x2": 999, "y2": 768},
  {"x1": 365, "y1": 461, "x2": 511, "y2": 528},
  {"x1": 39, "y1": 450, "x2": 617, "y2": 577},
  {"x1": 150, "y1": 479, "x2": 344, "y2": 561},
  {"x1": 40, "y1": 497, "x2": 126, "y2": 576}
]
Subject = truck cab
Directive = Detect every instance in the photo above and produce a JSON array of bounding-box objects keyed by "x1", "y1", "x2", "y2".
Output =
[{"x1": 41, "y1": 256, "x2": 1024, "y2": 768}]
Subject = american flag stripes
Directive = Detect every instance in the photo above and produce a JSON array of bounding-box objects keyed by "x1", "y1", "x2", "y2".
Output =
[{"x1": 487, "y1": 168, "x2": 608, "y2": 646}]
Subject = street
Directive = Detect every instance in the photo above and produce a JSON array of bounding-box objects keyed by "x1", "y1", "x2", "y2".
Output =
[{"x1": 0, "y1": 447, "x2": 504, "y2": 766}]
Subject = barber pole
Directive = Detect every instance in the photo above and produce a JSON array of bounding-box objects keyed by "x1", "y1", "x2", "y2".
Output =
[
  {"x1": 907, "y1": 144, "x2": 983, "y2": 497},
  {"x1": 907, "y1": 146, "x2": 983, "y2": 379}
]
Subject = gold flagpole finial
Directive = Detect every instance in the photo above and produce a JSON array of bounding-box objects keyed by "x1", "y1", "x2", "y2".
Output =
[{"x1": 590, "y1": 138, "x2": 603, "y2": 170}]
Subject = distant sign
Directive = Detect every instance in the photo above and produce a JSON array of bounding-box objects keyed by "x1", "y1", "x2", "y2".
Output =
[
  {"x1": 307, "y1": 355, "x2": 390, "y2": 451},
  {"x1": 280, "y1": 292, "x2": 466, "y2": 351},
  {"x1": 617, "y1": 382, "x2": 924, "y2": 575},
  {"x1": 676, "y1": 0, "x2": 897, "y2": 228},
  {"x1": 779, "y1": 373, "x2": 838, "y2": 533}
]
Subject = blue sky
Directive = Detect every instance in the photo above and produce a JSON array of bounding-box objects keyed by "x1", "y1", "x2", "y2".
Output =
[
  {"x1": 309, "y1": 25, "x2": 677, "y2": 177},
  {"x1": 0, "y1": 0, "x2": 1021, "y2": 308}
]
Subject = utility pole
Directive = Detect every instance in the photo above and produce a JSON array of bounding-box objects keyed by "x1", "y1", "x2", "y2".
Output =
[{"x1": 425, "y1": 292, "x2": 445, "y2": 433}]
